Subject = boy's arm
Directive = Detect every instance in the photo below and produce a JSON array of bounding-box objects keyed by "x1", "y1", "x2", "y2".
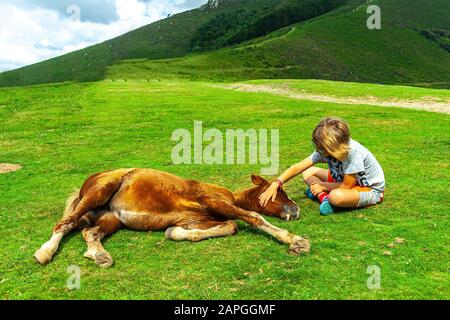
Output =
[
  {"x1": 259, "y1": 157, "x2": 314, "y2": 207},
  {"x1": 277, "y1": 157, "x2": 314, "y2": 184}
]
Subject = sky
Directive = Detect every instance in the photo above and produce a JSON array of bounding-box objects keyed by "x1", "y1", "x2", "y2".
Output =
[{"x1": 0, "y1": 0, "x2": 208, "y2": 72}]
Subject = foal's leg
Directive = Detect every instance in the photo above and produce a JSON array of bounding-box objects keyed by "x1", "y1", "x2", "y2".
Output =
[
  {"x1": 35, "y1": 181, "x2": 122, "y2": 265},
  {"x1": 82, "y1": 212, "x2": 122, "y2": 268},
  {"x1": 54, "y1": 186, "x2": 121, "y2": 235},
  {"x1": 165, "y1": 220, "x2": 237, "y2": 242},
  {"x1": 205, "y1": 199, "x2": 310, "y2": 254}
]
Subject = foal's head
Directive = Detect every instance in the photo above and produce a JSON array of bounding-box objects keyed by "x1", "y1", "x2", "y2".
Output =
[{"x1": 249, "y1": 175, "x2": 300, "y2": 221}]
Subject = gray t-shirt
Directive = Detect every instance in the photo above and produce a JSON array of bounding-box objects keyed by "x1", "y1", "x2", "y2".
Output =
[{"x1": 310, "y1": 139, "x2": 385, "y2": 192}]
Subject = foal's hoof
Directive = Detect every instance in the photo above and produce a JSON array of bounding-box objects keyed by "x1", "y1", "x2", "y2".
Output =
[
  {"x1": 289, "y1": 236, "x2": 311, "y2": 255},
  {"x1": 94, "y1": 251, "x2": 114, "y2": 268},
  {"x1": 165, "y1": 227, "x2": 184, "y2": 241},
  {"x1": 34, "y1": 248, "x2": 53, "y2": 265}
]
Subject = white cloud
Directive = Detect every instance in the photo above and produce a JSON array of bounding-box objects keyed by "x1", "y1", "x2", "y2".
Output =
[{"x1": 0, "y1": 0, "x2": 207, "y2": 72}]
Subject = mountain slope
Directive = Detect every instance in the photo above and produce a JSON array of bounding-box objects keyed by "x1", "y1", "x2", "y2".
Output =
[
  {"x1": 107, "y1": 0, "x2": 450, "y2": 88},
  {"x1": 0, "y1": 0, "x2": 449, "y2": 88},
  {"x1": 190, "y1": 0, "x2": 348, "y2": 50},
  {"x1": 0, "y1": 0, "x2": 280, "y2": 87}
]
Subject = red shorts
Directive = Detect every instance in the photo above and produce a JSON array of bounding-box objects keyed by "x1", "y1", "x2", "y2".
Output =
[{"x1": 327, "y1": 171, "x2": 371, "y2": 192}]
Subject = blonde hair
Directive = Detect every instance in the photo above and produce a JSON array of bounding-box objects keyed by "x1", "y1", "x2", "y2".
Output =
[{"x1": 312, "y1": 117, "x2": 351, "y2": 161}]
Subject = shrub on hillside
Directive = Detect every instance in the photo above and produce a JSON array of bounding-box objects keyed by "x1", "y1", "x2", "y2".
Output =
[{"x1": 191, "y1": 0, "x2": 348, "y2": 51}]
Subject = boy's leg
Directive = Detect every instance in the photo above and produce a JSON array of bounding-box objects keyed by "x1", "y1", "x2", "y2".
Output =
[
  {"x1": 329, "y1": 186, "x2": 383, "y2": 209},
  {"x1": 302, "y1": 167, "x2": 328, "y2": 186},
  {"x1": 302, "y1": 167, "x2": 328, "y2": 201},
  {"x1": 303, "y1": 167, "x2": 334, "y2": 215},
  {"x1": 328, "y1": 189, "x2": 361, "y2": 208},
  {"x1": 329, "y1": 186, "x2": 384, "y2": 208}
]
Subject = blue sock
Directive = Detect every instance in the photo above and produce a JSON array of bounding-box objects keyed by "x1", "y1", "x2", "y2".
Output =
[{"x1": 319, "y1": 199, "x2": 334, "y2": 216}]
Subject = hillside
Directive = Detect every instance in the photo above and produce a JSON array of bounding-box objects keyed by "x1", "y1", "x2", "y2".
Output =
[
  {"x1": 0, "y1": 0, "x2": 280, "y2": 87},
  {"x1": 107, "y1": 0, "x2": 450, "y2": 88},
  {"x1": 0, "y1": 0, "x2": 449, "y2": 88},
  {"x1": 190, "y1": 0, "x2": 349, "y2": 50}
]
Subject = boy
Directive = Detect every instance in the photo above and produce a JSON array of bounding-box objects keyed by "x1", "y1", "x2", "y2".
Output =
[{"x1": 259, "y1": 117, "x2": 385, "y2": 215}]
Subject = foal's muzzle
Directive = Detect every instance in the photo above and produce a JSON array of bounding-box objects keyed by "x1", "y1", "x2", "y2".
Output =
[{"x1": 282, "y1": 204, "x2": 300, "y2": 221}]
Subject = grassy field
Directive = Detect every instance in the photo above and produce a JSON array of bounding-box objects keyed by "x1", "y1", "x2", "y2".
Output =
[{"x1": 0, "y1": 79, "x2": 449, "y2": 299}]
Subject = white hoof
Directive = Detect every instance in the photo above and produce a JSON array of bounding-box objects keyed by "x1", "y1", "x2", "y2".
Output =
[
  {"x1": 34, "y1": 233, "x2": 63, "y2": 265},
  {"x1": 95, "y1": 251, "x2": 113, "y2": 268},
  {"x1": 34, "y1": 247, "x2": 54, "y2": 265},
  {"x1": 289, "y1": 236, "x2": 311, "y2": 255},
  {"x1": 165, "y1": 226, "x2": 185, "y2": 241}
]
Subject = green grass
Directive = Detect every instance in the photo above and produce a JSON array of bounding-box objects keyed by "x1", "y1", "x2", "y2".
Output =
[{"x1": 0, "y1": 79, "x2": 449, "y2": 299}]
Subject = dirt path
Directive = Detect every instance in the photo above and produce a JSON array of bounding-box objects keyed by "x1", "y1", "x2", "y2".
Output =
[
  {"x1": 0, "y1": 163, "x2": 22, "y2": 174},
  {"x1": 220, "y1": 84, "x2": 450, "y2": 114}
]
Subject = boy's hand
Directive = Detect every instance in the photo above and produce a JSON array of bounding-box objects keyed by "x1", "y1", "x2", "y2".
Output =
[
  {"x1": 310, "y1": 182, "x2": 327, "y2": 196},
  {"x1": 259, "y1": 182, "x2": 279, "y2": 207}
]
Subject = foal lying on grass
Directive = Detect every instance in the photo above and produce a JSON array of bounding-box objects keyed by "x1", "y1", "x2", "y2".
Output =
[{"x1": 35, "y1": 169, "x2": 310, "y2": 268}]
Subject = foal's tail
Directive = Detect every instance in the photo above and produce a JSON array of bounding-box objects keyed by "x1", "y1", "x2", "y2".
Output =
[
  {"x1": 63, "y1": 190, "x2": 81, "y2": 218},
  {"x1": 63, "y1": 190, "x2": 92, "y2": 229}
]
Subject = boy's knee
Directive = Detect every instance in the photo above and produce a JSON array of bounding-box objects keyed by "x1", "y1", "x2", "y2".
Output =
[
  {"x1": 302, "y1": 173, "x2": 308, "y2": 183},
  {"x1": 302, "y1": 167, "x2": 314, "y2": 182},
  {"x1": 329, "y1": 189, "x2": 346, "y2": 207}
]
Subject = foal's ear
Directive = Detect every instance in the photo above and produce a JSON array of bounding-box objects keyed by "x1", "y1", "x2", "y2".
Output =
[{"x1": 251, "y1": 174, "x2": 268, "y2": 186}]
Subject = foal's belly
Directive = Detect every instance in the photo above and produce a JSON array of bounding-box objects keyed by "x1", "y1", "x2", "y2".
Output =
[{"x1": 114, "y1": 210, "x2": 176, "y2": 231}]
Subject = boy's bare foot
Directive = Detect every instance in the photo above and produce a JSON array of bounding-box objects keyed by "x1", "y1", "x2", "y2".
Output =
[{"x1": 304, "y1": 188, "x2": 318, "y2": 201}]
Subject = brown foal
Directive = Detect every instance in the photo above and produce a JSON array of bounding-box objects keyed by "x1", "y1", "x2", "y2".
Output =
[{"x1": 34, "y1": 169, "x2": 310, "y2": 268}]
